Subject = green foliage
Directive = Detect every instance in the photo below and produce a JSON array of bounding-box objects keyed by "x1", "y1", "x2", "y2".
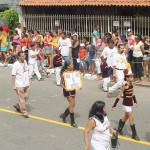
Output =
[{"x1": 1, "y1": 9, "x2": 19, "y2": 35}]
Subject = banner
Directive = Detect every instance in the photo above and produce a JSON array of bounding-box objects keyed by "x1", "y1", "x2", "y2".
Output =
[{"x1": 63, "y1": 71, "x2": 83, "y2": 91}]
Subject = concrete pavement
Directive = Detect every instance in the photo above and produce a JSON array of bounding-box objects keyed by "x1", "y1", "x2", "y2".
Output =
[{"x1": 0, "y1": 68, "x2": 150, "y2": 150}]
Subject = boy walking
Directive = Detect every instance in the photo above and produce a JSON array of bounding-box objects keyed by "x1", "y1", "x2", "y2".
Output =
[
  {"x1": 53, "y1": 48, "x2": 63, "y2": 86},
  {"x1": 100, "y1": 56, "x2": 110, "y2": 92}
]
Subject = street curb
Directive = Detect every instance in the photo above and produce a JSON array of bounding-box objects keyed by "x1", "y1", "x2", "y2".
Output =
[
  {"x1": 135, "y1": 83, "x2": 150, "y2": 87},
  {"x1": 1, "y1": 63, "x2": 150, "y2": 87}
]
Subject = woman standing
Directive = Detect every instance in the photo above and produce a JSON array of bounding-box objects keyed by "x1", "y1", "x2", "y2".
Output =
[
  {"x1": 60, "y1": 60, "x2": 78, "y2": 127},
  {"x1": 43, "y1": 31, "x2": 53, "y2": 68},
  {"x1": 27, "y1": 30, "x2": 34, "y2": 48},
  {"x1": 12, "y1": 30, "x2": 20, "y2": 45},
  {"x1": 12, "y1": 30, "x2": 20, "y2": 52},
  {"x1": 132, "y1": 35, "x2": 144, "y2": 82},
  {"x1": 84, "y1": 101, "x2": 116, "y2": 150},
  {"x1": 72, "y1": 35, "x2": 80, "y2": 70},
  {"x1": 20, "y1": 32, "x2": 28, "y2": 51},
  {"x1": 32, "y1": 30, "x2": 41, "y2": 44},
  {"x1": 0, "y1": 27, "x2": 8, "y2": 62},
  {"x1": 51, "y1": 31, "x2": 59, "y2": 48},
  {"x1": 142, "y1": 36, "x2": 150, "y2": 80},
  {"x1": 112, "y1": 71, "x2": 140, "y2": 141}
]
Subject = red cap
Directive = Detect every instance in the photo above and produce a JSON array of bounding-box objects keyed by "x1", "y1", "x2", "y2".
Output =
[{"x1": 30, "y1": 42, "x2": 35, "y2": 47}]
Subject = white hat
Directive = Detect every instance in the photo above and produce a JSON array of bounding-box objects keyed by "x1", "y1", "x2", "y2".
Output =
[
  {"x1": 127, "y1": 29, "x2": 132, "y2": 32},
  {"x1": 125, "y1": 69, "x2": 134, "y2": 77},
  {"x1": 80, "y1": 43, "x2": 85, "y2": 47}
]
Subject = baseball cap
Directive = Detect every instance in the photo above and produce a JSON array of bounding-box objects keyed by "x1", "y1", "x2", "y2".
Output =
[
  {"x1": 80, "y1": 43, "x2": 85, "y2": 47},
  {"x1": 127, "y1": 29, "x2": 132, "y2": 32},
  {"x1": 30, "y1": 43, "x2": 35, "y2": 47}
]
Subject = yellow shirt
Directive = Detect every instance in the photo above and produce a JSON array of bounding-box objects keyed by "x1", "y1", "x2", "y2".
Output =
[
  {"x1": 0, "y1": 31, "x2": 8, "y2": 47},
  {"x1": 51, "y1": 36, "x2": 59, "y2": 48}
]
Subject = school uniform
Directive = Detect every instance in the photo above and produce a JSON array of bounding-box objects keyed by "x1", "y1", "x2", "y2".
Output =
[
  {"x1": 28, "y1": 49, "x2": 42, "y2": 80},
  {"x1": 108, "y1": 53, "x2": 127, "y2": 93},
  {"x1": 100, "y1": 62, "x2": 110, "y2": 92},
  {"x1": 53, "y1": 53, "x2": 63, "y2": 85}
]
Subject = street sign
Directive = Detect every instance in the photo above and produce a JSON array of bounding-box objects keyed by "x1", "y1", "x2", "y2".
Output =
[
  {"x1": 55, "y1": 20, "x2": 60, "y2": 26},
  {"x1": 124, "y1": 21, "x2": 131, "y2": 27},
  {"x1": 113, "y1": 21, "x2": 119, "y2": 26}
]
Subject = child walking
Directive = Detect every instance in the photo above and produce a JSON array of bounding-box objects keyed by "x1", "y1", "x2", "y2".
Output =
[
  {"x1": 100, "y1": 56, "x2": 110, "y2": 92},
  {"x1": 53, "y1": 47, "x2": 63, "y2": 86},
  {"x1": 112, "y1": 70, "x2": 140, "y2": 141},
  {"x1": 78, "y1": 43, "x2": 87, "y2": 74}
]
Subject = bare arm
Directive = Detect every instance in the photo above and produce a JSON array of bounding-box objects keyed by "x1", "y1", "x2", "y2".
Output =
[
  {"x1": 12, "y1": 75, "x2": 16, "y2": 90},
  {"x1": 70, "y1": 47, "x2": 72, "y2": 58},
  {"x1": 25, "y1": 37, "x2": 28, "y2": 48},
  {"x1": 113, "y1": 67, "x2": 116, "y2": 77},
  {"x1": 140, "y1": 44, "x2": 145, "y2": 54},
  {"x1": 60, "y1": 75, "x2": 66, "y2": 89},
  {"x1": 72, "y1": 41, "x2": 79, "y2": 49},
  {"x1": 84, "y1": 119, "x2": 95, "y2": 150}
]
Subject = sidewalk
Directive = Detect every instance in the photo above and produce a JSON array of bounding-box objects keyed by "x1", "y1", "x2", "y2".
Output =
[
  {"x1": 1, "y1": 62, "x2": 150, "y2": 87},
  {"x1": 135, "y1": 80, "x2": 150, "y2": 87}
]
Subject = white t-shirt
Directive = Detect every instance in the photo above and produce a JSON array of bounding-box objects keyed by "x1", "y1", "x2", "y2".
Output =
[
  {"x1": 12, "y1": 60, "x2": 29, "y2": 87},
  {"x1": 101, "y1": 46, "x2": 118, "y2": 67},
  {"x1": 28, "y1": 49, "x2": 39, "y2": 65},
  {"x1": 91, "y1": 116, "x2": 110, "y2": 143},
  {"x1": 133, "y1": 41, "x2": 143, "y2": 57},
  {"x1": 15, "y1": 28, "x2": 22, "y2": 39},
  {"x1": 58, "y1": 38, "x2": 72, "y2": 56},
  {"x1": 112, "y1": 53, "x2": 127, "y2": 69}
]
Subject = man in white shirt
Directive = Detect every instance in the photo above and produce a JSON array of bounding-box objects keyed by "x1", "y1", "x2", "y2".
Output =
[
  {"x1": 107, "y1": 44, "x2": 127, "y2": 98},
  {"x1": 101, "y1": 39, "x2": 118, "y2": 75},
  {"x1": 28, "y1": 43, "x2": 43, "y2": 81},
  {"x1": 12, "y1": 51, "x2": 30, "y2": 118},
  {"x1": 15, "y1": 23, "x2": 22, "y2": 39},
  {"x1": 58, "y1": 32, "x2": 72, "y2": 62}
]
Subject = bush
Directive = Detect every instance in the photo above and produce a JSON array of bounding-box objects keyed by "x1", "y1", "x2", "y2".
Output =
[{"x1": 1, "y1": 9, "x2": 19, "y2": 35}]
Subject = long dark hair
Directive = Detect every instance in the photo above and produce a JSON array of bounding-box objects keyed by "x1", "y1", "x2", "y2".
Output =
[
  {"x1": 89, "y1": 101, "x2": 106, "y2": 123},
  {"x1": 60, "y1": 60, "x2": 72, "y2": 75}
]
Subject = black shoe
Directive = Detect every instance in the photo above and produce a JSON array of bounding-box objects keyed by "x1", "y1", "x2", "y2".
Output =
[
  {"x1": 14, "y1": 105, "x2": 21, "y2": 113},
  {"x1": 71, "y1": 122, "x2": 78, "y2": 128},
  {"x1": 60, "y1": 108, "x2": 69, "y2": 123},
  {"x1": 118, "y1": 119, "x2": 126, "y2": 135},
  {"x1": 23, "y1": 114, "x2": 30, "y2": 118},
  {"x1": 132, "y1": 134, "x2": 140, "y2": 141},
  {"x1": 60, "y1": 114, "x2": 67, "y2": 123},
  {"x1": 70, "y1": 113, "x2": 78, "y2": 128},
  {"x1": 130, "y1": 124, "x2": 140, "y2": 141}
]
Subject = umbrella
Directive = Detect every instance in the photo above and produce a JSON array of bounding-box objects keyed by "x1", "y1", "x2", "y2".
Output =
[{"x1": 0, "y1": 18, "x2": 7, "y2": 27}]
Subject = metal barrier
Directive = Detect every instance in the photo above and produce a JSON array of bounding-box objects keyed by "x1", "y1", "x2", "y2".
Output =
[{"x1": 24, "y1": 14, "x2": 150, "y2": 38}]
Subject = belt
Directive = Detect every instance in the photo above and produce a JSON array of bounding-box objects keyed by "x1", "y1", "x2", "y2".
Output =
[{"x1": 116, "y1": 68, "x2": 125, "y2": 70}]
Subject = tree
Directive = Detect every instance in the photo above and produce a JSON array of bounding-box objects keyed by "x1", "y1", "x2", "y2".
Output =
[{"x1": 1, "y1": 9, "x2": 19, "y2": 35}]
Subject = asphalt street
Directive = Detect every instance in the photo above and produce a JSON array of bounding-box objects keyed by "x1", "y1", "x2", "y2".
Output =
[{"x1": 0, "y1": 67, "x2": 150, "y2": 150}]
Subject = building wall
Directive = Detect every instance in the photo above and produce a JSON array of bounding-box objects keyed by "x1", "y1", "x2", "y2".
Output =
[{"x1": 23, "y1": 6, "x2": 150, "y2": 16}]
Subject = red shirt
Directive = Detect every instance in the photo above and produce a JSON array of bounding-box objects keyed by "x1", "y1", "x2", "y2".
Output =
[
  {"x1": 79, "y1": 48, "x2": 86, "y2": 59},
  {"x1": 20, "y1": 38, "x2": 27, "y2": 47}
]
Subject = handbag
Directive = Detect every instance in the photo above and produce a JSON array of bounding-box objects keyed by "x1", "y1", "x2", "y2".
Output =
[
  {"x1": 111, "y1": 130, "x2": 118, "y2": 148},
  {"x1": 128, "y1": 49, "x2": 133, "y2": 62}
]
